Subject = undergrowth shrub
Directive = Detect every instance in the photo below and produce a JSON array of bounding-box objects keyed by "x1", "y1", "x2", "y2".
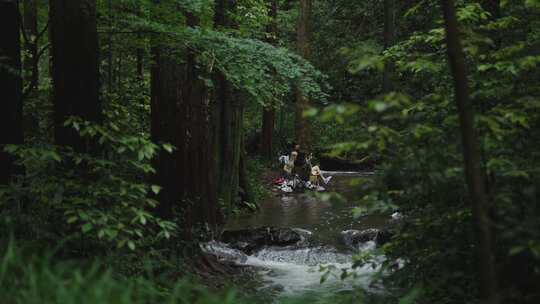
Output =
[{"x1": 0, "y1": 241, "x2": 241, "y2": 304}]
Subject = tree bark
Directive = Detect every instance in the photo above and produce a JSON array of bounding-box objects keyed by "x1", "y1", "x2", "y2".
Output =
[
  {"x1": 0, "y1": 0, "x2": 23, "y2": 185},
  {"x1": 383, "y1": 0, "x2": 395, "y2": 93},
  {"x1": 150, "y1": 47, "x2": 180, "y2": 220},
  {"x1": 214, "y1": 0, "x2": 244, "y2": 216},
  {"x1": 260, "y1": 0, "x2": 278, "y2": 159},
  {"x1": 178, "y1": 13, "x2": 222, "y2": 235},
  {"x1": 107, "y1": 0, "x2": 113, "y2": 93},
  {"x1": 23, "y1": 0, "x2": 38, "y2": 86},
  {"x1": 239, "y1": 137, "x2": 256, "y2": 210},
  {"x1": 440, "y1": 1, "x2": 499, "y2": 303},
  {"x1": 50, "y1": 0, "x2": 101, "y2": 152},
  {"x1": 295, "y1": 0, "x2": 312, "y2": 149}
]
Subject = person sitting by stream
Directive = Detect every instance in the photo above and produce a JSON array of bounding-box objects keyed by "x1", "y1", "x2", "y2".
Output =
[
  {"x1": 283, "y1": 151, "x2": 297, "y2": 180},
  {"x1": 294, "y1": 150, "x2": 310, "y2": 182},
  {"x1": 278, "y1": 151, "x2": 298, "y2": 192},
  {"x1": 309, "y1": 165, "x2": 332, "y2": 191}
]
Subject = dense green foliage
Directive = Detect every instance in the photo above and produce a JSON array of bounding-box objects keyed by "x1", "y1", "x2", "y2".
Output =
[
  {"x1": 2, "y1": 0, "x2": 540, "y2": 303},
  {"x1": 0, "y1": 241, "x2": 241, "y2": 304},
  {"x1": 309, "y1": 1, "x2": 540, "y2": 303}
]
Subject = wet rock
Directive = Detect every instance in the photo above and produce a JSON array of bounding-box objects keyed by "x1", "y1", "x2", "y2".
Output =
[
  {"x1": 292, "y1": 228, "x2": 313, "y2": 243},
  {"x1": 221, "y1": 227, "x2": 311, "y2": 254},
  {"x1": 201, "y1": 241, "x2": 249, "y2": 264},
  {"x1": 341, "y1": 228, "x2": 393, "y2": 250}
]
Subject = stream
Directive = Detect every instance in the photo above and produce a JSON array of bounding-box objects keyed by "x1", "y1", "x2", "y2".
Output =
[{"x1": 208, "y1": 172, "x2": 394, "y2": 303}]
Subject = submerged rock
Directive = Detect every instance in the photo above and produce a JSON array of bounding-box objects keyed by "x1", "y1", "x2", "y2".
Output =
[
  {"x1": 341, "y1": 228, "x2": 393, "y2": 250},
  {"x1": 221, "y1": 227, "x2": 312, "y2": 254}
]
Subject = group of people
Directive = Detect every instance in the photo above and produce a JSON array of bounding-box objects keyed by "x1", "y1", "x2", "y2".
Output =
[{"x1": 274, "y1": 143, "x2": 332, "y2": 193}]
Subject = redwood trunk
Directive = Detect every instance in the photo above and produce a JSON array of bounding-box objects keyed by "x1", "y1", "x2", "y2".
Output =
[
  {"x1": 50, "y1": 0, "x2": 101, "y2": 152},
  {"x1": 441, "y1": 1, "x2": 499, "y2": 303},
  {"x1": 260, "y1": 0, "x2": 278, "y2": 159},
  {"x1": 179, "y1": 13, "x2": 221, "y2": 234},
  {"x1": 295, "y1": 0, "x2": 312, "y2": 149},
  {"x1": 150, "y1": 47, "x2": 180, "y2": 220},
  {"x1": 214, "y1": 0, "x2": 243, "y2": 215},
  {"x1": 0, "y1": 0, "x2": 23, "y2": 185}
]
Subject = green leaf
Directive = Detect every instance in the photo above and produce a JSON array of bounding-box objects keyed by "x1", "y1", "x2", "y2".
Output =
[
  {"x1": 510, "y1": 246, "x2": 526, "y2": 256},
  {"x1": 81, "y1": 223, "x2": 93, "y2": 233},
  {"x1": 128, "y1": 241, "x2": 136, "y2": 251},
  {"x1": 137, "y1": 150, "x2": 145, "y2": 161},
  {"x1": 163, "y1": 143, "x2": 174, "y2": 153},
  {"x1": 303, "y1": 107, "x2": 319, "y2": 118},
  {"x1": 151, "y1": 185, "x2": 161, "y2": 194}
]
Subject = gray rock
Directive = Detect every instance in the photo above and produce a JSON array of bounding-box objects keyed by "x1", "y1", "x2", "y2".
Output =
[
  {"x1": 221, "y1": 227, "x2": 311, "y2": 254},
  {"x1": 341, "y1": 228, "x2": 393, "y2": 250}
]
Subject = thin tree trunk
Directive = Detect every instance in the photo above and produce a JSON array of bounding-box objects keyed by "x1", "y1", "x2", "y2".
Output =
[
  {"x1": 23, "y1": 0, "x2": 38, "y2": 86},
  {"x1": 239, "y1": 137, "x2": 257, "y2": 210},
  {"x1": 295, "y1": 0, "x2": 312, "y2": 149},
  {"x1": 0, "y1": 0, "x2": 23, "y2": 185},
  {"x1": 261, "y1": 110, "x2": 275, "y2": 158},
  {"x1": 50, "y1": 0, "x2": 101, "y2": 152},
  {"x1": 136, "y1": 4, "x2": 144, "y2": 81},
  {"x1": 382, "y1": 0, "x2": 395, "y2": 93},
  {"x1": 116, "y1": 51, "x2": 122, "y2": 91},
  {"x1": 440, "y1": 1, "x2": 499, "y2": 303},
  {"x1": 136, "y1": 42, "x2": 144, "y2": 80},
  {"x1": 260, "y1": 0, "x2": 278, "y2": 159},
  {"x1": 107, "y1": 0, "x2": 113, "y2": 93}
]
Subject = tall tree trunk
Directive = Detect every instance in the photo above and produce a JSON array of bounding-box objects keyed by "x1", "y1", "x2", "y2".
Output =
[
  {"x1": 178, "y1": 13, "x2": 221, "y2": 235},
  {"x1": 295, "y1": 0, "x2": 312, "y2": 149},
  {"x1": 239, "y1": 136, "x2": 256, "y2": 210},
  {"x1": 0, "y1": 0, "x2": 23, "y2": 185},
  {"x1": 382, "y1": 0, "x2": 395, "y2": 93},
  {"x1": 150, "y1": 47, "x2": 180, "y2": 220},
  {"x1": 441, "y1": 1, "x2": 499, "y2": 303},
  {"x1": 106, "y1": 0, "x2": 113, "y2": 93},
  {"x1": 50, "y1": 0, "x2": 101, "y2": 152},
  {"x1": 260, "y1": 0, "x2": 278, "y2": 159},
  {"x1": 214, "y1": 0, "x2": 243, "y2": 216},
  {"x1": 23, "y1": 0, "x2": 38, "y2": 86}
]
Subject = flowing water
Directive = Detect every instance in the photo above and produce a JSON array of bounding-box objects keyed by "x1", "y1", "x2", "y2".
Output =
[{"x1": 220, "y1": 172, "x2": 392, "y2": 303}]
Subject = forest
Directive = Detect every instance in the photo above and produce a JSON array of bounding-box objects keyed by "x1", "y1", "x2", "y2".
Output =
[{"x1": 1, "y1": 0, "x2": 539, "y2": 303}]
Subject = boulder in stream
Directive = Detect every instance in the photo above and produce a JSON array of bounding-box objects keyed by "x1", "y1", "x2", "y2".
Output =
[
  {"x1": 221, "y1": 227, "x2": 312, "y2": 254},
  {"x1": 341, "y1": 228, "x2": 393, "y2": 250}
]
